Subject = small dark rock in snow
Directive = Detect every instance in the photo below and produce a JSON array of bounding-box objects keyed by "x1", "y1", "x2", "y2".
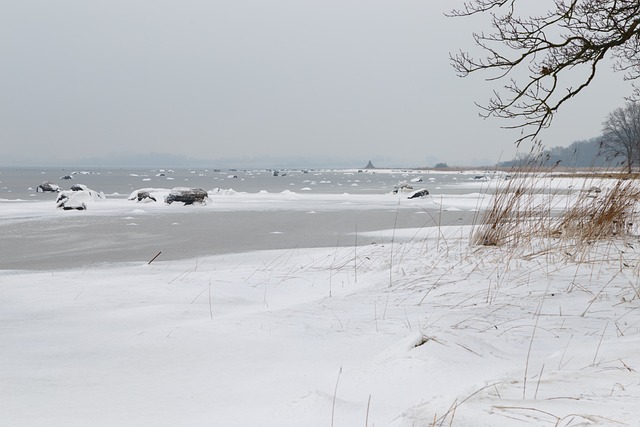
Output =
[
  {"x1": 407, "y1": 188, "x2": 430, "y2": 199},
  {"x1": 62, "y1": 203, "x2": 87, "y2": 210},
  {"x1": 165, "y1": 188, "x2": 209, "y2": 205},
  {"x1": 37, "y1": 181, "x2": 60, "y2": 192},
  {"x1": 60, "y1": 175, "x2": 73, "y2": 180},
  {"x1": 132, "y1": 190, "x2": 157, "y2": 202}
]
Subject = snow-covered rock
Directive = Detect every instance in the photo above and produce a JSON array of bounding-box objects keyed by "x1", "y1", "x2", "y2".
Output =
[
  {"x1": 392, "y1": 181, "x2": 413, "y2": 194},
  {"x1": 55, "y1": 185, "x2": 105, "y2": 210},
  {"x1": 407, "y1": 188, "x2": 430, "y2": 199},
  {"x1": 128, "y1": 188, "x2": 170, "y2": 203}
]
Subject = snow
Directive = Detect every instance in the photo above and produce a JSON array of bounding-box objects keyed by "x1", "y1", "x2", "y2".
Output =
[{"x1": 2, "y1": 175, "x2": 640, "y2": 426}]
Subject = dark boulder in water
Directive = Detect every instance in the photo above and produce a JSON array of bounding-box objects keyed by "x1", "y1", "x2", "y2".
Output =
[
  {"x1": 37, "y1": 181, "x2": 60, "y2": 192},
  {"x1": 165, "y1": 188, "x2": 209, "y2": 205},
  {"x1": 407, "y1": 188, "x2": 430, "y2": 199}
]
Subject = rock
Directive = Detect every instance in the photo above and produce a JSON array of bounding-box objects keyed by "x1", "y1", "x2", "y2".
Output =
[
  {"x1": 70, "y1": 184, "x2": 88, "y2": 191},
  {"x1": 61, "y1": 202, "x2": 87, "y2": 211},
  {"x1": 165, "y1": 188, "x2": 209, "y2": 205},
  {"x1": 60, "y1": 175, "x2": 73, "y2": 180},
  {"x1": 392, "y1": 181, "x2": 413, "y2": 194},
  {"x1": 37, "y1": 181, "x2": 60, "y2": 192},
  {"x1": 70, "y1": 184, "x2": 105, "y2": 199},
  {"x1": 56, "y1": 191, "x2": 89, "y2": 210},
  {"x1": 128, "y1": 188, "x2": 169, "y2": 203},
  {"x1": 132, "y1": 190, "x2": 157, "y2": 202},
  {"x1": 407, "y1": 188, "x2": 430, "y2": 199},
  {"x1": 56, "y1": 186, "x2": 105, "y2": 210}
]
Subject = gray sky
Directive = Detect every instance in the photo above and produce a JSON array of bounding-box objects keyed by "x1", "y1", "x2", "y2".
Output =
[{"x1": 1, "y1": 0, "x2": 633, "y2": 167}]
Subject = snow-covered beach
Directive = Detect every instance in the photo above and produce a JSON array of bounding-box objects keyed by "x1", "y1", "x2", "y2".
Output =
[{"x1": 2, "y1": 168, "x2": 640, "y2": 426}]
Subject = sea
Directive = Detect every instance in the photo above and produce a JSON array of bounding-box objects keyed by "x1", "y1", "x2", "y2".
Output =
[{"x1": 0, "y1": 167, "x2": 491, "y2": 270}]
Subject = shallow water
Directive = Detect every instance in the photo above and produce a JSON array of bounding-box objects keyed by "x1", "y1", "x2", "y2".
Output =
[{"x1": 0, "y1": 167, "x2": 485, "y2": 199}]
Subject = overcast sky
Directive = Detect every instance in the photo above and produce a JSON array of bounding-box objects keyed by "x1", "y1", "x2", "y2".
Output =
[{"x1": 1, "y1": 0, "x2": 633, "y2": 167}]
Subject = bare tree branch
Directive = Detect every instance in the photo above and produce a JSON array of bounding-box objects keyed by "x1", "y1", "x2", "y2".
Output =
[{"x1": 450, "y1": 0, "x2": 640, "y2": 144}]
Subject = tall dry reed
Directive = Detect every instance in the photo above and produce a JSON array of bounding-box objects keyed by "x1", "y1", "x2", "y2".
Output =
[{"x1": 474, "y1": 152, "x2": 640, "y2": 250}]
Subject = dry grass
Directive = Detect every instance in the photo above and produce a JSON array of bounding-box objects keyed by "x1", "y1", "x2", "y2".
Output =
[
  {"x1": 473, "y1": 157, "x2": 552, "y2": 247},
  {"x1": 474, "y1": 159, "x2": 640, "y2": 250},
  {"x1": 554, "y1": 178, "x2": 640, "y2": 242}
]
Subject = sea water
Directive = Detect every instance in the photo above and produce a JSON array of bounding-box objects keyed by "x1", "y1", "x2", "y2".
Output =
[
  {"x1": 0, "y1": 166, "x2": 483, "y2": 199},
  {"x1": 0, "y1": 167, "x2": 491, "y2": 270}
]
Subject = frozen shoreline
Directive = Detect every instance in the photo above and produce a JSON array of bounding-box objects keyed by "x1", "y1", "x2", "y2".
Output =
[
  {"x1": 3, "y1": 173, "x2": 640, "y2": 425},
  {"x1": 0, "y1": 191, "x2": 486, "y2": 271}
]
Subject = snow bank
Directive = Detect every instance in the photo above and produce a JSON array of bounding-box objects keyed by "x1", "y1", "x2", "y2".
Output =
[
  {"x1": 2, "y1": 227, "x2": 640, "y2": 426},
  {"x1": 4, "y1": 174, "x2": 640, "y2": 425}
]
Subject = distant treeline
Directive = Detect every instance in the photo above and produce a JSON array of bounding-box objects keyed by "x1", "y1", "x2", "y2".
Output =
[{"x1": 499, "y1": 137, "x2": 622, "y2": 169}]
